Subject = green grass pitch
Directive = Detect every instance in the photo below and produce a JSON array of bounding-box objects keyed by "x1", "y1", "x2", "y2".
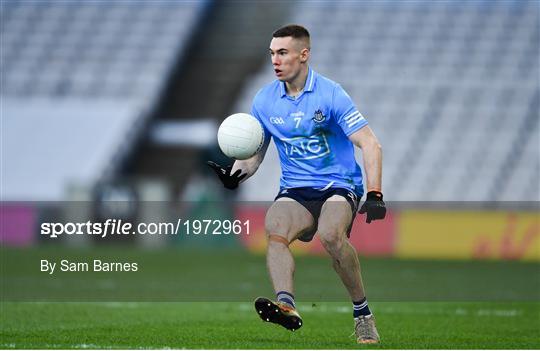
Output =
[
  {"x1": 1, "y1": 247, "x2": 539, "y2": 349},
  {"x1": 2, "y1": 301, "x2": 539, "y2": 349}
]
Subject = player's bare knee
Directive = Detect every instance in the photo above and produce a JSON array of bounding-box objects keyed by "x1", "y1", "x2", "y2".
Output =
[
  {"x1": 265, "y1": 213, "x2": 304, "y2": 241},
  {"x1": 318, "y1": 230, "x2": 345, "y2": 257},
  {"x1": 265, "y1": 206, "x2": 293, "y2": 231},
  {"x1": 265, "y1": 216, "x2": 283, "y2": 235},
  {"x1": 267, "y1": 234, "x2": 290, "y2": 249}
]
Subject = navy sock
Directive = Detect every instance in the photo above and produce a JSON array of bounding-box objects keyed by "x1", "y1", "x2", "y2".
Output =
[
  {"x1": 353, "y1": 297, "x2": 371, "y2": 318},
  {"x1": 276, "y1": 291, "x2": 295, "y2": 308}
]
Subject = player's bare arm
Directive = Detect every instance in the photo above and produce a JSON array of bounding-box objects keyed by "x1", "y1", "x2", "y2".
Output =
[
  {"x1": 207, "y1": 135, "x2": 270, "y2": 189},
  {"x1": 349, "y1": 126, "x2": 386, "y2": 223},
  {"x1": 231, "y1": 136, "x2": 271, "y2": 182},
  {"x1": 348, "y1": 125, "x2": 382, "y2": 192}
]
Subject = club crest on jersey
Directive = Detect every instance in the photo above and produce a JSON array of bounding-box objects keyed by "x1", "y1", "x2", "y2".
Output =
[{"x1": 312, "y1": 109, "x2": 326, "y2": 123}]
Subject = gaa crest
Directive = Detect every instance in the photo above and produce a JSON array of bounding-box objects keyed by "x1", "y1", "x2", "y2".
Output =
[{"x1": 313, "y1": 109, "x2": 326, "y2": 123}]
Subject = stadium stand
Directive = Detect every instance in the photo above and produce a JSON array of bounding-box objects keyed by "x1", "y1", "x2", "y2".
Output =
[
  {"x1": 129, "y1": 1, "x2": 291, "y2": 193},
  {"x1": 1, "y1": 0, "x2": 209, "y2": 200},
  {"x1": 234, "y1": 0, "x2": 539, "y2": 202}
]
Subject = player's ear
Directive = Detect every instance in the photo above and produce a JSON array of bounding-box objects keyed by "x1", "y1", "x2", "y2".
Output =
[{"x1": 300, "y1": 48, "x2": 309, "y2": 63}]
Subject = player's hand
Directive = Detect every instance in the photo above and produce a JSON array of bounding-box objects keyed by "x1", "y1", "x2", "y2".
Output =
[
  {"x1": 359, "y1": 191, "x2": 386, "y2": 223},
  {"x1": 206, "y1": 161, "x2": 246, "y2": 190}
]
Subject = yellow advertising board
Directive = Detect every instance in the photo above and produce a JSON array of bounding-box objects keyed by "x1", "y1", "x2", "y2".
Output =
[{"x1": 397, "y1": 211, "x2": 539, "y2": 261}]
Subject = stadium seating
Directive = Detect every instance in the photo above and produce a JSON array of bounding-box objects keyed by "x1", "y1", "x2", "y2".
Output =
[
  {"x1": 2, "y1": 1, "x2": 209, "y2": 200},
  {"x1": 234, "y1": 0, "x2": 539, "y2": 202}
]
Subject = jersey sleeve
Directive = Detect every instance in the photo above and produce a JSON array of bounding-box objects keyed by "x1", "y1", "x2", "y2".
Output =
[
  {"x1": 251, "y1": 93, "x2": 272, "y2": 143},
  {"x1": 332, "y1": 84, "x2": 368, "y2": 136}
]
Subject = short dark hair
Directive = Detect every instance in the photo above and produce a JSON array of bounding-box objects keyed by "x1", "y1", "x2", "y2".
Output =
[{"x1": 272, "y1": 24, "x2": 310, "y2": 44}]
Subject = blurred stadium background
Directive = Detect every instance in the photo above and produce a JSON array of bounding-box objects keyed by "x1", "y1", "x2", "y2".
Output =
[
  {"x1": 1, "y1": 0, "x2": 539, "y2": 282},
  {"x1": 1, "y1": 1, "x2": 539, "y2": 348}
]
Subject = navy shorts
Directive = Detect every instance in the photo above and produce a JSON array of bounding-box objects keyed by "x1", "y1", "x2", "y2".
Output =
[{"x1": 274, "y1": 187, "x2": 361, "y2": 242}]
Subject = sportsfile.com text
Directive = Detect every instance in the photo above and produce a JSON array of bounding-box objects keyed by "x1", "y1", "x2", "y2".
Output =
[{"x1": 40, "y1": 219, "x2": 251, "y2": 238}]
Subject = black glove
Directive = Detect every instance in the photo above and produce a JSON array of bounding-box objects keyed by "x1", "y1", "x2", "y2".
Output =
[
  {"x1": 207, "y1": 161, "x2": 247, "y2": 190},
  {"x1": 359, "y1": 191, "x2": 386, "y2": 223}
]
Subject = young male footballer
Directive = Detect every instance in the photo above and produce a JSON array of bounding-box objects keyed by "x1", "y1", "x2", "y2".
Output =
[{"x1": 208, "y1": 24, "x2": 386, "y2": 344}]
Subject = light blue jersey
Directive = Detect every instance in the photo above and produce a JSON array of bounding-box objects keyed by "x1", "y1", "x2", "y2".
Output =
[{"x1": 251, "y1": 67, "x2": 368, "y2": 195}]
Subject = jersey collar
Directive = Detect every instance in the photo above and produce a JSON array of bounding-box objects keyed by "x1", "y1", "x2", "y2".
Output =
[{"x1": 279, "y1": 67, "x2": 316, "y2": 98}]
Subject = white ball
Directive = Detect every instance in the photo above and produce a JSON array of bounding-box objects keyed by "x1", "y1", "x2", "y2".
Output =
[{"x1": 217, "y1": 113, "x2": 265, "y2": 160}]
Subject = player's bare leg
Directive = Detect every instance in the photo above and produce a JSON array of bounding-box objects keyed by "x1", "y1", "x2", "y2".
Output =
[
  {"x1": 265, "y1": 198, "x2": 313, "y2": 294},
  {"x1": 255, "y1": 198, "x2": 314, "y2": 331},
  {"x1": 318, "y1": 195, "x2": 365, "y2": 300},
  {"x1": 317, "y1": 195, "x2": 379, "y2": 343}
]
